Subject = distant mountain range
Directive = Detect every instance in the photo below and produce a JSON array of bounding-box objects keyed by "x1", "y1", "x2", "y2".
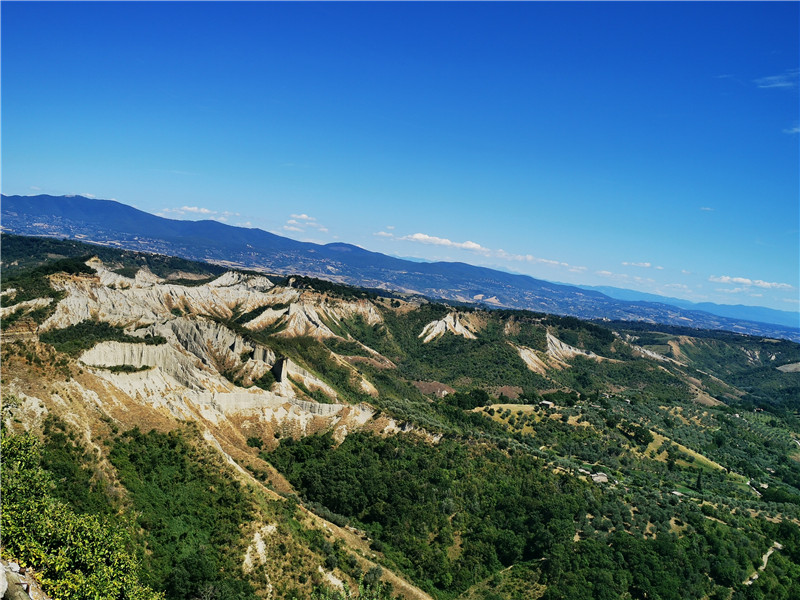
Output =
[
  {"x1": 577, "y1": 285, "x2": 799, "y2": 330},
  {"x1": 3, "y1": 194, "x2": 798, "y2": 341}
]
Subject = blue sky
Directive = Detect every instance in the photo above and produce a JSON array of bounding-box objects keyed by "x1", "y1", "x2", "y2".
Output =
[{"x1": 2, "y1": 1, "x2": 798, "y2": 312}]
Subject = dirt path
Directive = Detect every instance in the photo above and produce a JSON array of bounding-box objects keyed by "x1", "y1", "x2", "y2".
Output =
[{"x1": 743, "y1": 541, "x2": 783, "y2": 585}]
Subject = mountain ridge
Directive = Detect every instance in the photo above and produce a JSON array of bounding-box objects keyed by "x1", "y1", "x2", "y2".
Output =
[
  {"x1": 578, "y1": 283, "x2": 799, "y2": 329},
  {"x1": 3, "y1": 193, "x2": 798, "y2": 342}
]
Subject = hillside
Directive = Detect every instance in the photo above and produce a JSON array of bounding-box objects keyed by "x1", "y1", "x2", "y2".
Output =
[
  {"x1": 3, "y1": 195, "x2": 798, "y2": 342},
  {"x1": 2, "y1": 236, "x2": 800, "y2": 600}
]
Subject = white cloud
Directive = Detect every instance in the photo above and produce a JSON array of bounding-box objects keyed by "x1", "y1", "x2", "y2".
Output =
[
  {"x1": 782, "y1": 298, "x2": 799, "y2": 305},
  {"x1": 622, "y1": 261, "x2": 651, "y2": 268},
  {"x1": 754, "y1": 69, "x2": 799, "y2": 89},
  {"x1": 158, "y1": 205, "x2": 239, "y2": 221},
  {"x1": 681, "y1": 269, "x2": 692, "y2": 275},
  {"x1": 709, "y1": 275, "x2": 793, "y2": 290},
  {"x1": 664, "y1": 283, "x2": 690, "y2": 290},
  {"x1": 783, "y1": 125, "x2": 800, "y2": 135},
  {"x1": 596, "y1": 270, "x2": 629, "y2": 280},
  {"x1": 30, "y1": 185, "x2": 41, "y2": 191},
  {"x1": 386, "y1": 225, "x2": 395, "y2": 230},
  {"x1": 281, "y1": 213, "x2": 328, "y2": 235},
  {"x1": 718, "y1": 287, "x2": 749, "y2": 294},
  {"x1": 400, "y1": 232, "x2": 490, "y2": 253},
  {"x1": 397, "y1": 230, "x2": 584, "y2": 271},
  {"x1": 374, "y1": 231, "x2": 394, "y2": 238},
  {"x1": 655, "y1": 266, "x2": 664, "y2": 270},
  {"x1": 700, "y1": 207, "x2": 714, "y2": 212}
]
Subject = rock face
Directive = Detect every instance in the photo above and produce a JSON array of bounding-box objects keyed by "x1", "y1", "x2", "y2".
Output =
[
  {"x1": 545, "y1": 332, "x2": 614, "y2": 365},
  {"x1": 419, "y1": 313, "x2": 478, "y2": 343},
  {"x1": 0, "y1": 297, "x2": 53, "y2": 319},
  {"x1": 80, "y1": 341, "x2": 229, "y2": 392},
  {"x1": 249, "y1": 296, "x2": 383, "y2": 339},
  {"x1": 272, "y1": 358, "x2": 339, "y2": 402},
  {"x1": 511, "y1": 343, "x2": 550, "y2": 375},
  {"x1": 21, "y1": 258, "x2": 399, "y2": 445},
  {"x1": 41, "y1": 260, "x2": 278, "y2": 331}
]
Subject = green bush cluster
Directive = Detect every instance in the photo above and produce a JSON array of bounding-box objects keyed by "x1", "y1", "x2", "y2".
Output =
[
  {"x1": 1, "y1": 427, "x2": 162, "y2": 600},
  {"x1": 108, "y1": 426, "x2": 258, "y2": 600},
  {"x1": 40, "y1": 320, "x2": 166, "y2": 356}
]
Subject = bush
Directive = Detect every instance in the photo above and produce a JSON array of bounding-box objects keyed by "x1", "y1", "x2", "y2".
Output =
[
  {"x1": 1, "y1": 427, "x2": 162, "y2": 600},
  {"x1": 40, "y1": 320, "x2": 166, "y2": 356}
]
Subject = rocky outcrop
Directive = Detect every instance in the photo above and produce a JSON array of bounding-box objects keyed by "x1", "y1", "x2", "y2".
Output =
[
  {"x1": 249, "y1": 296, "x2": 384, "y2": 339},
  {"x1": 80, "y1": 341, "x2": 227, "y2": 392},
  {"x1": 243, "y1": 524, "x2": 277, "y2": 574},
  {"x1": 778, "y1": 362, "x2": 800, "y2": 373},
  {"x1": 146, "y1": 318, "x2": 276, "y2": 386},
  {"x1": 419, "y1": 313, "x2": 478, "y2": 343},
  {"x1": 42, "y1": 261, "x2": 280, "y2": 331},
  {"x1": 0, "y1": 297, "x2": 52, "y2": 319},
  {"x1": 208, "y1": 271, "x2": 273, "y2": 291},
  {"x1": 545, "y1": 332, "x2": 618, "y2": 365},
  {"x1": 511, "y1": 343, "x2": 551, "y2": 375},
  {"x1": 274, "y1": 358, "x2": 339, "y2": 401}
]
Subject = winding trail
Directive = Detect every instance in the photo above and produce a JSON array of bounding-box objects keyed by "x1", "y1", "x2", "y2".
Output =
[{"x1": 743, "y1": 541, "x2": 783, "y2": 585}]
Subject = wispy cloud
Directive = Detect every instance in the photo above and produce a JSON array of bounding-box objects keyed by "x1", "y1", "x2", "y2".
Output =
[
  {"x1": 700, "y1": 207, "x2": 714, "y2": 212},
  {"x1": 783, "y1": 124, "x2": 800, "y2": 135},
  {"x1": 754, "y1": 69, "x2": 799, "y2": 89},
  {"x1": 709, "y1": 275, "x2": 793, "y2": 290},
  {"x1": 394, "y1": 230, "x2": 585, "y2": 271},
  {"x1": 181, "y1": 206, "x2": 213, "y2": 214},
  {"x1": 374, "y1": 231, "x2": 394, "y2": 238},
  {"x1": 622, "y1": 261, "x2": 651, "y2": 268},
  {"x1": 715, "y1": 73, "x2": 745, "y2": 85},
  {"x1": 280, "y1": 212, "x2": 328, "y2": 235},
  {"x1": 156, "y1": 205, "x2": 239, "y2": 222},
  {"x1": 30, "y1": 186, "x2": 41, "y2": 191}
]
